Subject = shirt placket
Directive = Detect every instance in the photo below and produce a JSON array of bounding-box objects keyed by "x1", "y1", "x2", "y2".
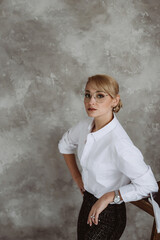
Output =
[
  {"x1": 81, "y1": 134, "x2": 94, "y2": 164},
  {"x1": 80, "y1": 133, "x2": 95, "y2": 188}
]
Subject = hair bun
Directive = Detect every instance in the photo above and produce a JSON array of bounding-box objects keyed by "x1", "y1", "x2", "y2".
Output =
[{"x1": 113, "y1": 99, "x2": 123, "y2": 113}]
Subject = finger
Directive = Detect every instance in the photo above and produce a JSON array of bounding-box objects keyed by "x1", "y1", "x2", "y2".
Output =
[
  {"x1": 87, "y1": 216, "x2": 92, "y2": 226},
  {"x1": 89, "y1": 217, "x2": 92, "y2": 226},
  {"x1": 87, "y1": 211, "x2": 95, "y2": 226},
  {"x1": 91, "y1": 212, "x2": 96, "y2": 226},
  {"x1": 90, "y1": 214, "x2": 95, "y2": 226},
  {"x1": 91, "y1": 215, "x2": 95, "y2": 225},
  {"x1": 87, "y1": 212, "x2": 92, "y2": 226},
  {"x1": 94, "y1": 212, "x2": 99, "y2": 225}
]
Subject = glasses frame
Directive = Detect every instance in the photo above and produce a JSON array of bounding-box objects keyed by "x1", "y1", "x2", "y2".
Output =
[{"x1": 82, "y1": 91, "x2": 109, "y2": 103}]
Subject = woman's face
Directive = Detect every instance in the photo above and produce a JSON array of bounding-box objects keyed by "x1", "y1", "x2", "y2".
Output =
[{"x1": 84, "y1": 82, "x2": 118, "y2": 120}]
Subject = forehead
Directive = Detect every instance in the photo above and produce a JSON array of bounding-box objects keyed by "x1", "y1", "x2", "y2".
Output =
[{"x1": 85, "y1": 82, "x2": 105, "y2": 92}]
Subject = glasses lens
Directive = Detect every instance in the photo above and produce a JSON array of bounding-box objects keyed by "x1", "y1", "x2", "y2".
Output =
[
  {"x1": 95, "y1": 93, "x2": 106, "y2": 103},
  {"x1": 85, "y1": 93, "x2": 91, "y2": 98},
  {"x1": 83, "y1": 92, "x2": 108, "y2": 103}
]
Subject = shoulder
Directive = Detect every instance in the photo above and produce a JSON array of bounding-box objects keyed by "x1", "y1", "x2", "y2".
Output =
[
  {"x1": 113, "y1": 118, "x2": 143, "y2": 157},
  {"x1": 113, "y1": 117, "x2": 133, "y2": 143}
]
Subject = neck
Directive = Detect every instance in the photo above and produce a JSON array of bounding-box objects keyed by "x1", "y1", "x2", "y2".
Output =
[{"x1": 92, "y1": 113, "x2": 114, "y2": 132}]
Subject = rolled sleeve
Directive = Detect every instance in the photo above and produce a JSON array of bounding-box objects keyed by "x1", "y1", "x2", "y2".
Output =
[
  {"x1": 119, "y1": 166, "x2": 158, "y2": 202},
  {"x1": 58, "y1": 121, "x2": 82, "y2": 154},
  {"x1": 116, "y1": 139, "x2": 158, "y2": 202}
]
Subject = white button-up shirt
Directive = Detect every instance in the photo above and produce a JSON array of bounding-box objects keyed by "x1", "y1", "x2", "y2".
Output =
[{"x1": 58, "y1": 115, "x2": 158, "y2": 202}]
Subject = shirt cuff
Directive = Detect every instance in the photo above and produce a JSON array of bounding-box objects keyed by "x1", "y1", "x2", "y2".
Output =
[
  {"x1": 119, "y1": 183, "x2": 138, "y2": 202},
  {"x1": 58, "y1": 143, "x2": 76, "y2": 154},
  {"x1": 119, "y1": 166, "x2": 158, "y2": 202}
]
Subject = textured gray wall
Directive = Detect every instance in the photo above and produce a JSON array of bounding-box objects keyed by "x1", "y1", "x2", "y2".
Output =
[{"x1": 0, "y1": 0, "x2": 160, "y2": 239}]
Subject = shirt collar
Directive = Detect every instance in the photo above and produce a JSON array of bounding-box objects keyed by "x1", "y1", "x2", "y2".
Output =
[{"x1": 87, "y1": 114, "x2": 118, "y2": 141}]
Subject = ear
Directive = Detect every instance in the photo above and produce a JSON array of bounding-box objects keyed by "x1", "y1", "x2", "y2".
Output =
[{"x1": 112, "y1": 95, "x2": 120, "y2": 107}]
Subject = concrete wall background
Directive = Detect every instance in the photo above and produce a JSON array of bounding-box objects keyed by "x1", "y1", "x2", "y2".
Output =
[{"x1": 0, "y1": 0, "x2": 160, "y2": 239}]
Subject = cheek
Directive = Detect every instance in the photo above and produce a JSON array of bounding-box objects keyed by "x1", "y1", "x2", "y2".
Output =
[
  {"x1": 102, "y1": 101, "x2": 113, "y2": 110},
  {"x1": 84, "y1": 101, "x2": 88, "y2": 109}
]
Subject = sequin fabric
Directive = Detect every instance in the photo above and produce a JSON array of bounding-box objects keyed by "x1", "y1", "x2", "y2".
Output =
[{"x1": 77, "y1": 191, "x2": 126, "y2": 240}]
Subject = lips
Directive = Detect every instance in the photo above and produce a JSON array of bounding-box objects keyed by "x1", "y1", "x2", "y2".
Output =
[{"x1": 88, "y1": 108, "x2": 97, "y2": 111}]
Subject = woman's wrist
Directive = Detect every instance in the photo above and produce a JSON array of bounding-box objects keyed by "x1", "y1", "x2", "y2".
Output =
[
  {"x1": 102, "y1": 191, "x2": 115, "y2": 204},
  {"x1": 103, "y1": 190, "x2": 123, "y2": 204}
]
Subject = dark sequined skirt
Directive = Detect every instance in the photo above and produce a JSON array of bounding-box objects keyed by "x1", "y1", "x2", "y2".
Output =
[{"x1": 77, "y1": 191, "x2": 126, "y2": 240}]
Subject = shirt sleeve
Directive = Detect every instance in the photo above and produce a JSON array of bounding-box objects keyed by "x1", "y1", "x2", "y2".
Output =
[
  {"x1": 116, "y1": 139, "x2": 158, "y2": 202},
  {"x1": 58, "y1": 121, "x2": 82, "y2": 154}
]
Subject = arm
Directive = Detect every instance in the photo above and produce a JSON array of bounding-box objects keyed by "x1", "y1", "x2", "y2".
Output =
[
  {"x1": 63, "y1": 154, "x2": 85, "y2": 195},
  {"x1": 117, "y1": 140, "x2": 158, "y2": 202},
  {"x1": 58, "y1": 121, "x2": 86, "y2": 194}
]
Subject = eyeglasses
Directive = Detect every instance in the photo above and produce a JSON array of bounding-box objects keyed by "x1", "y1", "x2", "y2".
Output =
[{"x1": 83, "y1": 91, "x2": 109, "y2": 103}]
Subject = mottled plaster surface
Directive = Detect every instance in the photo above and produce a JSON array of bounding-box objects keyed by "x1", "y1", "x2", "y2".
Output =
[{"x1": 0, "y1": 0, "x2": 160, "y2": 239}]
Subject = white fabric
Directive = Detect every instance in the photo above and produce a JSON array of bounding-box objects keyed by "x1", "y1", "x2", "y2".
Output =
[
  {"x1": 149, "y1": 192, "x2": 160, "y2": 233},
  {"x1": 58, "y1": 115, "x2": 158, "y2": 202}
]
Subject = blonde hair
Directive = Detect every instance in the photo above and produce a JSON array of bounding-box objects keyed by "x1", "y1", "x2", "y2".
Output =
[{"x1": 86, "y1": 74, "x2": 122, "y2": 113}]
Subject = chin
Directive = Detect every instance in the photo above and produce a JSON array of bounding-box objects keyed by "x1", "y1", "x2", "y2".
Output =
[{"x1": 86, "y1": 111, "x2": 97, "y2": 117}]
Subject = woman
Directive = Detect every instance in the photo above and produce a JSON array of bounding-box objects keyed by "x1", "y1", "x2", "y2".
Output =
[{"x1": 58, "y1": 75, "x2": 158, "y2": 240}]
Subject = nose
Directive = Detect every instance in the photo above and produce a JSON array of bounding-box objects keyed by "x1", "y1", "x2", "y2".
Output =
[{"x1": 88, "y1": 95, "x2": 96, "y2": 104}]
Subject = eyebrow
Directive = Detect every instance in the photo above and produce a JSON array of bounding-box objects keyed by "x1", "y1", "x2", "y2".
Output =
[{"x1": 85, "y1": 90, "x2": 106, "y2": 93}]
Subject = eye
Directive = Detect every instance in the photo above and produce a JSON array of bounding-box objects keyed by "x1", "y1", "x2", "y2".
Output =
[
  {"x1": 84, "y1": 93, "x2": 91, "y2": 98},
  {"x1": 96, "y1": 94, "x2": 105, "y2": 99}
]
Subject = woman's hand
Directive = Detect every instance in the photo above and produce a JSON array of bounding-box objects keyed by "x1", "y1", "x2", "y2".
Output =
[
  {"x1": 87, "y1": 191, "x2": 115, "y2": 226},
  {"x1": 75, "y1": 176, "x2": 85, "y2": 195}
]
